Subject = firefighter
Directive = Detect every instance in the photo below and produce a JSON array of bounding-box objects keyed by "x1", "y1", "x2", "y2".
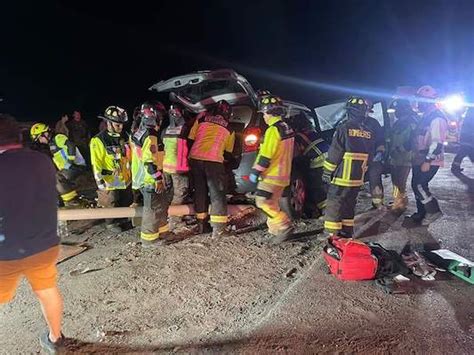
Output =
[
  {"x1": 30, "y1": 122, "x2": 86, "y2": 207},
  {"x1": 387, "y1": 99, "x2": 418, "y2": 211},
  {"x1": 406, "y1": 85, "x2": 447, "y2": 225},
  {"x1": 188, "y1": 100, "x2": 235, "y2": 237},
  {"x1": 250, "y1": 95, "x2": 295, "y2": 242},
  {"x1": 451, "y1": 107, "x2": 474, "y2": 174},
  {"x1": 292, "y1": 114, "x2": 329, "y2": 218},
  {"x1": 130, "y1": 102, "x2": 173, "y2": 247},
  {"x1": 163, "y1": 105, "x2": 191, "y2": 205},
  {"x1": 90, "y1": 106, "x2": 132, "y2": 233},
  {"x1": 323, "y1": 97, "x2": 377, "y2": 238}
]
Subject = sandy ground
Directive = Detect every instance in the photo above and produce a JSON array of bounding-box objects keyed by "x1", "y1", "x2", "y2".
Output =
[{"x1": 1, "y1": 154, "x2": 473, "y2": 354}]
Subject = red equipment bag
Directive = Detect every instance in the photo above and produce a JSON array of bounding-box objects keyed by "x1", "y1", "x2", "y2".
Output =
[{"x1": 323, "y1": 236, "x2": 378, "y2": 281}]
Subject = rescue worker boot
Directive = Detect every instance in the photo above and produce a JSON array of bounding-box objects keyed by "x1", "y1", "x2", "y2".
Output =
[
  {"x1": 421, "y1": 199, "x2": 442, "y2": 226},
  {"x1": 63, "y1": 195, "x2": 89, "y2": 209},
  {"x1": 391, "y1": 194, "x2": 408, "y2": 212},
  {"x1": 211, "y1": 224, "x2": 232, "y2": 238},
  {"x1": 270, "y1": 224, "x2": 295, "y2": 245},
  {"x1": 105, "y1": 223, "x2": 123, "y2": 234},
  {"x1": 141, "y1": 238, "x2": 167, "y2": 248},
  {"x1": 160, "y1": 231, "x2": 178, "y2": 242},
  {"x1": 196, "y1": 219, "x2": 212, "y2": 235}
]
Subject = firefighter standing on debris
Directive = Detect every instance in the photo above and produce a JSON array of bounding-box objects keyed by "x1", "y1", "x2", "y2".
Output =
[
  {"x1": 90, "y1": 106, "x2": 132, "y2": 233},
  {"x1": 250, "y1": 95, "x2": 295, "y2": 242},
  {"x1": 323, "y1": 97, "x2": 377, "y2": 238},
  {"x1": 406, "y1": 85, "x2": 447, "y2": 225},
  {"x1": 188, "y1": 100, "x2": 235, "y2": 237},
  {"x1": 292, "y1": 115, "x2": 329, "y2": 218},
  {"x1": 131, "y1": 102, "x2": 173, "y2": 247},
  {"x1": 30, "y1": 123, "x2": 87, "y2": 207},
  {"x1": 387, "y1": 99, "x2": 418, "y2": 211},
  {"x1": 163, "y1": 105, "x2": 191, "y2": 205}
]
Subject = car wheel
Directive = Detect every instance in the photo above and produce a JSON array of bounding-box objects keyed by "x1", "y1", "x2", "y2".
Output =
[{"x1": 281, "y1": 170, "x2": 306, "y2": 220}]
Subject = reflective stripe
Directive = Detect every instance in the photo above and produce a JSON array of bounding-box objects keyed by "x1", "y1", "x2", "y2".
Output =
[
  {"x1": 196, "y1": 212, "x2": 208, "y2": 220},
  {"x1": 324, "y1": 221, "x2": 342, "y2": 230},
  {"x1": 317, "y1": 200, "x2": 327, "y2": 209},
  {"x1": 140, "y1": 231, "x2": 160, "y2": 241},
  {"x1": 341, "y1": 219, "x2": 355, "y2": 227},
  {"x1": 61, "y1": 190, "x2": 78, "y2": 202},
  {"x1": 323, "y1": 160, "x2": 337, "y2": 172},
  {"x1": 159, "y1": 224, "x2": 169, "y2": 233},
  {"x1": 253, "y1": 164, "x2": 267, "y2": 172},
  {"x1": 333, "y1": 177, "x2": 364, "y2": 187},
  {"x1": 344, "y1": 152, "x2": 369, "y2": 160},
  {"x1": 210, "y1": 215, "x2": 228, "y2": 223}
]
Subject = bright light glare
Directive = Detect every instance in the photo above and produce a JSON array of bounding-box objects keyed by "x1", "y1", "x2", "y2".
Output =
[
  {"x1": 441, "y1": 95, "x2": 465, "y2": 113},
  {"x1": 244, "y1": 134, "x2": 258, "y2": 145}
]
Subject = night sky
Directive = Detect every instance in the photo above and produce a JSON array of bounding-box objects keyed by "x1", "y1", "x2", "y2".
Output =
[{"x1": 2, "y1": 0, "x2": 474, "y2": 127}]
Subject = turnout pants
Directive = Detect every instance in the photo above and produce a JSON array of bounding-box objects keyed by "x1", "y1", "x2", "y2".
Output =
[
  {"x1": 140, "y1": 188, "x2": 173, "y2": 241},
  {"x1": 411, "y1": 165, "x2": 441, "y2": 216},
  {"x1": 189, "y1": 159, "x2": 228, "y2": 229},
  {"x1": 56, "y1": 167, "x2": 83, "y2": 203},
  {"x1": 97, "y1": 186, "x2": 133, "y2": 225},
  {"x1": 324, "y1": 185, "x2": 360, "y2": 237},
  {"x1": 452, "y1": 145, "x2": 474, "y2": 169},
  {"x1": 390, "y1": 165, "x2": 411, "y2": 202},
  {"x1": 369, "y1": 161, "x2": 384, "y2": 206},
  {"x1": 255, "y1": 181, "x2": 292, "y2": 236},
  {"x1": 304, "y1": 167, "x2": 327, "y2": 217},
  {"x1": 166, "y1": 173, "x2": 190, "y2": 205}
]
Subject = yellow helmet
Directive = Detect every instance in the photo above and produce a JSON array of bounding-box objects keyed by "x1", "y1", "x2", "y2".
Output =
[{"x1": 30, "y1": 123, "x2": 50, "y2": 141}]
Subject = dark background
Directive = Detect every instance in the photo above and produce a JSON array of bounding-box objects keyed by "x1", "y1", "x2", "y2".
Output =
[{"x1": 2, "y1": 0, "x2": 474, "y2": 128}]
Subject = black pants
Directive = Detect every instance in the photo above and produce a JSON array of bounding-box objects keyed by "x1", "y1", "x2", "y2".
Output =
[
  {"x1": 411, "y1": 165, "x2": 441, "y2": 216},
  {"x1": 304, "y1": 167, "x2": 327, "y2": 217},
  {"x1": 452, "y1": 145, "x2": 474, "y2": 168},
  {"x1": 189, "y1": 159, "x2": 228, "y2": 227},
  {"x1": 140, "y1": 188, "x2": 173, "y2": 241},
  {"x1": 324, "y1": 185, "x2": 360, "y2": 237},
  {"x1": 369, "y1": 161, "x2": 384, "y2": 206}
]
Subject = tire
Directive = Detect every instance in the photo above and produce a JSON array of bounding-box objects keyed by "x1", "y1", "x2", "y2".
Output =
[{"x1": 280, "y1": 169, "x2": 306, "y2": 220}]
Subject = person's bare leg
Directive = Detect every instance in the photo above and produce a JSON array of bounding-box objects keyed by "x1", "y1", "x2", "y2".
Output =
[{"x1": 34, "y1": 287, "x2": 63, "y2": 342}]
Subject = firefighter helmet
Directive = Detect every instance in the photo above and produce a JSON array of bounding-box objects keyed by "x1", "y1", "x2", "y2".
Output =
[
  {"x1": 139, "y1": 102, "x2": 161, "y2": 128},
  {"x1": 416, "y1": 85, "x2": 438, "y2": 99},
  {"x1": 30, "y1": 123, "x2": 50, "y2": 141},
  {"x1": 258, "y1": 95, "x2": 286, "y2": 116},
  {"x1": 346, "y1": 96, "x2": 370, "y2": 116},
  {"x1": 99, "y1": 106, "x2": 128, "y2": 123},
  {"x1": 214, "y1": 100, "x2": 232, "y2": 120}
]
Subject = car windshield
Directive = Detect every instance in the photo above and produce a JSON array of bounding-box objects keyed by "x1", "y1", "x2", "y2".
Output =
[
  {"x1": 179, "y1": 80, "x2": 247, "y2": 103},
  {"x1": 315, "y1": 101, "x2": 385, "y2": 131}
]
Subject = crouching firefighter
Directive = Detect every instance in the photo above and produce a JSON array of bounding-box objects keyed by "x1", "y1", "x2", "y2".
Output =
[
  {"x1": 188, "y1": 100, "x2": 235, "y2": 237},
  {"x1": 163, "y1": 105, "x2": 191, "y2": 205},
  {"x1": 90, "y1": 106, "x2": 132, "y2": 233},
  {"x1": 323, "y1": 97, "x2": 377, "y2": 238},
  {"x1": 30, "y1": 123, "x2": 86, "y2": 207},
  {"x1": 250, "y1": 95, "x2": 295, "y2": 242},
  {"x1": 131, "y1": 102, "x2": 173, "y2": 247},
  {"x1": 292, "y1": 117, "x2": 329, "y2": 218}
]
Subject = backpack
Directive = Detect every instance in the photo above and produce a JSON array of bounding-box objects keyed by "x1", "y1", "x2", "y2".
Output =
[{"x1": 323, "y1": 236, "x2": 378, "y2": 281}]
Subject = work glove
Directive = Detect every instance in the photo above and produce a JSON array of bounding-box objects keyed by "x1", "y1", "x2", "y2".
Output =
[
  {"x1": 421, "y1": 161, "x2": 431, "y2": 173},
  {"x1": 97, "y1": 179, "x2": 106, "y2": 191},
  {"x1": 322, "y1": 170, "x2": 333, "y2": 184},
  {"x1": 249, "y1": 173, "x2": 259, "y2": 184}
]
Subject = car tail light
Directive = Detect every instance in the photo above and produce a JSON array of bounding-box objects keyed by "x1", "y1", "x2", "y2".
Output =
[{"x1": 243, "y1": 127, "x2": 261, "y2": 152}]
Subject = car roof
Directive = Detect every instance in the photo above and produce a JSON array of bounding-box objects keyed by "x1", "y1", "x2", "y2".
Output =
[{"x1": 283, "y1": 100, "x2": 312, "y2": 112}]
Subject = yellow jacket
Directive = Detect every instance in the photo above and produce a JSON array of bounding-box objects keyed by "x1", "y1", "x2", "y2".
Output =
[
  {"x1": 49, "y1": 134, "x2": 85, "y2": 171},
  {"x1": 131, "y1": 130, "x2": 164, "y2": 190}
]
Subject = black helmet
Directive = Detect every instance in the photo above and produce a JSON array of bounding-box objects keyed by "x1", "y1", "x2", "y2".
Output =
[
  {"x1": 99, "y1": 106, "x2": 128, "y2": 123},
  {"x1": 346, "y1": 96, "x2": 370, "y2": 117},
  {"x1": 258, "y1": 95, "x2": 286, "y2": 116},
  {"x1": 214, "y1": 100, "x2": 232, "y2": 120}
]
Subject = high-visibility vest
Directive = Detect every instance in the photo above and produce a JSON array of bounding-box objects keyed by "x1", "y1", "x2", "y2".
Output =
[
  {"x1": 49, "y1": 134, "x2": 85, "y2": 171},
  {"x1": 163, "y1": 125, "x2": 189, "y2": 174},
  {"x1": 252, "y1": 116, "x2": 295, "y2": 187},
  {"x1": 90, "y1": 131, "x2": 131, "y2": 190}
]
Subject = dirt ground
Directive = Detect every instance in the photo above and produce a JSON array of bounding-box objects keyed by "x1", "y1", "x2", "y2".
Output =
[{"x1": 1, "y1": 155, "x2": 473, "y2": 354}]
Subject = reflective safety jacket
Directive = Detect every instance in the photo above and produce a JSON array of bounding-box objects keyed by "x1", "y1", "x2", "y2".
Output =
[
  {"x1": 188, "y1": 114, "x2": 235, "y2": 163},
  {"x1": 295, "y1": 129, "x2": 329, "y2": 169},
  {"x1": 90, "y1": 131, "x2": 131, "y2": 190},
  {"x1": 130, "y1": 129, "x2": 164, "y2": 190},
  {"x1": 252, "y1": 116, "x2": 295, "y2": 187},
  {"x1": 163, "y1": 125, "x2": 189, "y2": 174},
  {"x1": 49, "y1": 134, "x2": 86, "y2": 171},
  {"x1": 323, "y1": 117, "x2": 377, "y2": 187},
  {"x1": 413, "y1": 109, "x2": 448, "y2": 167}
]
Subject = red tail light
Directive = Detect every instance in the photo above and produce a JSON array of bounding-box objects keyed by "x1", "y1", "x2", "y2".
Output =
[{"x1": 243, "y1": 127, "x2": 261, "y2": 153}]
